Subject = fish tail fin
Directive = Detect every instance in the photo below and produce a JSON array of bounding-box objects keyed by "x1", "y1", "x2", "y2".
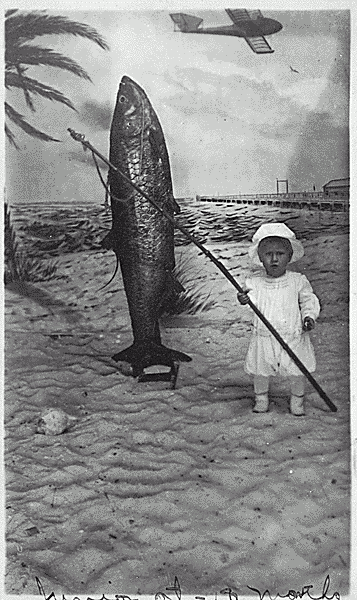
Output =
[{"x1": 112, "y1": 341, "x2": 191, "y2": 376}]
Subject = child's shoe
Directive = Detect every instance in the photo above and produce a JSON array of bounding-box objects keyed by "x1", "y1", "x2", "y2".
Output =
[
  {"x1": 290, "y1": 394, "x2": 305, "y2": 416},
  {"x1": 253, "y1": 394, "x2": 269, "y2": 413}
]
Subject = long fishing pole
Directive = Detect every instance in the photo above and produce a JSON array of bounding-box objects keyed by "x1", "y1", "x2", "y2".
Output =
[{"x1": 68, "y1": 128, "x2": 337, "y2": 413}]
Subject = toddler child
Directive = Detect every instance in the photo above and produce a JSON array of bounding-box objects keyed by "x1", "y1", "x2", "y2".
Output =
[{"x1": 237, "y1": 222, "x2": 320, "y2": 416}]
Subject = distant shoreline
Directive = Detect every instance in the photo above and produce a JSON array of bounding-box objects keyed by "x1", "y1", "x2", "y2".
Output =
[{"x1": 7, "y1": 195, "x2": 350, "y2": 213}]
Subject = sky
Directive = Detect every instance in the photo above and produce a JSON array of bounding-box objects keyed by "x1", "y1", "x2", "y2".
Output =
[{"x1": 5, "y1": 4, "x2": 351, "y2": 203}]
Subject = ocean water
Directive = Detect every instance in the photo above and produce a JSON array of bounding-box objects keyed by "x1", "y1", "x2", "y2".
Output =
[{"x1": 8, "y1": 198, "x2": 349, "y2": 259}]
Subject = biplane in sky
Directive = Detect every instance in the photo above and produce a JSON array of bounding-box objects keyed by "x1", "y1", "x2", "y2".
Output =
[{"x1": 170, "y1": 9, "x2": 283, "y2": 54}]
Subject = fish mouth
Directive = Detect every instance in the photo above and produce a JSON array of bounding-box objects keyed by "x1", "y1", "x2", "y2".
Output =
[
  {"x1": 118, "y1": 76, "x2": 152, "y2": 137},
  {"x1": 121, "y1": 75, "x2": 146, "y2": 94},
  {"x1": 120, "y1": 76, "x2": 147, "y2": 106}
]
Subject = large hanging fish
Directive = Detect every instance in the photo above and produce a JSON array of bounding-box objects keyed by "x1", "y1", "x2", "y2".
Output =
[{"x1": 102, "y1": 75, "x2": 191, "y2": 377}]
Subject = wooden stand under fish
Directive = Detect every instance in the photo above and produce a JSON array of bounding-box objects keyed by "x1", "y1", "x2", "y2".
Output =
[{"x1": 101, "y1": 75, "x2": 192, "y2": 379}]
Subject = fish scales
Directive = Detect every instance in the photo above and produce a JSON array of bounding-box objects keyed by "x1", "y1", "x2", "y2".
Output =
[{"x1": 102, "y1": 75, "x2": 191, "y2": 376}]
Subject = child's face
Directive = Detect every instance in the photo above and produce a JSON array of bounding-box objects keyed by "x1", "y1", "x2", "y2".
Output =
[{"x1": 258, "y1": 237, "x2": 292, "y2": 278}]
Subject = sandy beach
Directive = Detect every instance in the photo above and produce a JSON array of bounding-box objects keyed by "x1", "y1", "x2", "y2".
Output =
[{"x1": 4, "y1": 204, "x2": 350, "y2": 598}]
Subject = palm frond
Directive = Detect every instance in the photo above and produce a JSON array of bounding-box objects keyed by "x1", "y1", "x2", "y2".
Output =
[
  {"x1": 16, "y1": 64, "x2": 35, "y2": 111},
  {"x1": 5, "y1": 123, "x2": 19, "y2": 148},
  {"x1": 6, "y1": 45, "x2": 92, "y2": 80},
  {"x1": 5, "y1": 11, "x2": 109, "y2": 51},
  {"x1": 5, "y1": 9, "x2": 109, "y2": 145},
  {"x1": 5, "y1": 102, "x2": 61, "y2": 142},
  {"x1": 5, "y1": 71, "x2": 76, "y2": 110}
]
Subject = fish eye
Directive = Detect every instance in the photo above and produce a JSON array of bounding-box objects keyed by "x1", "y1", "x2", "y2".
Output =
[{"x1": 119, "y1": 95, "x2": 126, "y2": 103}]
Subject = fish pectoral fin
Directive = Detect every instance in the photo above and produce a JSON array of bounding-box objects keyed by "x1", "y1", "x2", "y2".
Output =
[
  {"x1": 164, "y1": 193, "x2": 180, "y2": 214},
  {"x1": 157, "y1": 191, "x2": 180, "y2": 214},
  {"x1": 101, "y1": 230, "x2": 117, "y2": 251},
  {"x1": 112, "y1": 341, "x2": 191, "y2": 376}
]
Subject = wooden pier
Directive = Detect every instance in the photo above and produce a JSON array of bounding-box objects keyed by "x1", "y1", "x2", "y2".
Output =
[{"x1": 196, "y1": 191, "x2": 349, "y2": 212}]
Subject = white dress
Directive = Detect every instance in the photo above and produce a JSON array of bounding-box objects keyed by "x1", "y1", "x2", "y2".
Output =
[{"x1": 245, "y1": 271, "x2": 320, "y2": 377}]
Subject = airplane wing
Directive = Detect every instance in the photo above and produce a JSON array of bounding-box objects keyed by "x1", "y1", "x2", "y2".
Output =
[
  {"x1": 225, "y1": 8, "x2": 250, "y2": 23},
  {"x1": 225, "y1": 8, "x2": 274, "y2": 54},
  {"x1": 225, "y1": 8, "x2": 263, "y2": 23},
  {"x1": 244, "y1": 36, "x2": 274, "y2": 54}
]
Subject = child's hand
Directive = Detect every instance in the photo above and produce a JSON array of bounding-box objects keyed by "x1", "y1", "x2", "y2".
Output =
[
  {"x1": 303, "y1": 316, "x2": 315, "y2": 331},
  {"x1": 237, "y1": 290, "x2": 251, "y2": 305}
]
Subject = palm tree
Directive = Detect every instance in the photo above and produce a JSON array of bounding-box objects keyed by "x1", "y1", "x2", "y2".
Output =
[
  {"x1": 4, "y1": 10, "x2": 109, "y2": 286},
  {"x1": 5, "y1": 9, "x2": 109, "y2": 146}
]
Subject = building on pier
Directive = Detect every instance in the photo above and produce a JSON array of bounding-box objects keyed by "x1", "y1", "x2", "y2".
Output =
[{"x1": 323, "y1": 178, "x2": 349, "y2": 198}]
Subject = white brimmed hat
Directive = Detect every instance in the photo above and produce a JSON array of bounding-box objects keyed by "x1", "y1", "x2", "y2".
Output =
[{"x1": 248, "y1": 222, "x2": 304, "y2": 265}]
